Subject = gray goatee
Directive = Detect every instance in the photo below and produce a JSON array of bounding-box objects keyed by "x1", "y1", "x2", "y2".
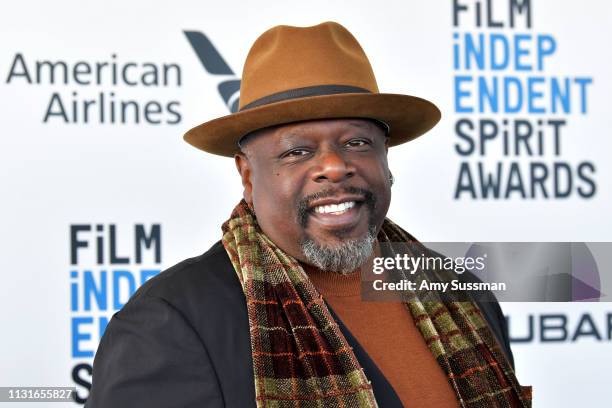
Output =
[{"x1": 300, "y1": 226, "x2": 377, "y2": 275}]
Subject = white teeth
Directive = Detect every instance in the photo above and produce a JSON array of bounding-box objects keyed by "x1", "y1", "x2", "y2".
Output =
[{"x1": 314, "y1": 201, "x2": 356, "y2": 214}]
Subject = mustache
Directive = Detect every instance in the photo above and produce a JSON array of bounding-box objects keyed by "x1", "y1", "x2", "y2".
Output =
[{"x1": 296, "y1": 186, "x2": 377, "y2": 228}]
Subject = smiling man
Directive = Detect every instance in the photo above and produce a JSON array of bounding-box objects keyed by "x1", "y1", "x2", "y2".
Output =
[
  {"x1": 235, "y1": 119, "x2": 390, "y2": 275},
  {"x1": 87, "y1": 22, "x2": 531, "y2": 408}
]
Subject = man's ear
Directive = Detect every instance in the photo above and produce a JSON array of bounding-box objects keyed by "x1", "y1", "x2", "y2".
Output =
[{"x1": 234, "y1": 153, "x2": 253, "y2": 205}]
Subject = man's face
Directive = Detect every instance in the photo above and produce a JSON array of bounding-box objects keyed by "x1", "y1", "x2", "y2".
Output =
[{"x1": 235, "y1": 118, "x2": 392, "y2": 272}]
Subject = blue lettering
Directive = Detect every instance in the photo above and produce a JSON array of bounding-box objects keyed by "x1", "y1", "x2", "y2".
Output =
[
  {"x1": 464, "y1": 33, "x2": 485, "y2": 70},
  {"x1": 503, "y1": 76, "x2": 523, "y2": 113},
  {"x1": 574, "y1": 77, "x2": 593, "y2": 114},
  {"x1": 527, "y1": 77, "x2": 545, "y2": 113},
  {"x1": 70, "y1": 271, "x2": 78, "y2": 311},
  {"x1": 537, "y1": 35, "x2": 556, "y2": 70},
  {"x1": 551, "y1": 78, "x2": 570, "y2": 114},
  {"x1": 454, "y1": 76, "x2": 473, "y2": 113},
  {"x1": 478, "y1": 76, "x2": 498, "y2": 113},
  {"x1": 490, "y1": 34, "x2": 509, "y2": 70},
  {"x1": 71, "y1": 317, "x2": 94, "y2": 358},
  {"x1": 514, "y1": 34, "x2": 532, "y2": 71},
  {"x1": 453, "y1": 33, "x2": 460, "y2": 70},
  {"x1": 113, "y1": 270, "x2": 136, "y2": 310},
  {"x1": 83, "y1": 270, "x2": 107, "y2": 311}
]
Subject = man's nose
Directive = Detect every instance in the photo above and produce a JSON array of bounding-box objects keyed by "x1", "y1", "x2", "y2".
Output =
[{"x1": 311, "y1": 149, "x2": 356, "y2": 183}]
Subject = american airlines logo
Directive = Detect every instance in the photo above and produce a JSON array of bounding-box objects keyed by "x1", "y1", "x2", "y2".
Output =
[{"x1": 184, "y1": 31, "x2": 241, "y2": 113}]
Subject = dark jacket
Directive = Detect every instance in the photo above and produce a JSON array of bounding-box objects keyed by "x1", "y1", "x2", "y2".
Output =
[{"x1": 86, "y1": 240, "x2": 514, "y2": 408}]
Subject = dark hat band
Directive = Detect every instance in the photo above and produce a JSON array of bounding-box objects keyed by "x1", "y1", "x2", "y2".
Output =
[
  {"x1": 236, "y1": 85, "x2": 390, "y2": 149},
  {"x1": 239, "y1": 84, "x2": 371, "y2": 111}
]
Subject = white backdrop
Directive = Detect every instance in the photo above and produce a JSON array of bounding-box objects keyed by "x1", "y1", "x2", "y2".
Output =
[{"x1": 1, "y1": 0, "x2": 610, "y2": 406}]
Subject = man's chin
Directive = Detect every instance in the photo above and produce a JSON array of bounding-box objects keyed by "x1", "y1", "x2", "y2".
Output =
[{"x1": 299, "y1": 228, "x2": 377, "y2": 274}]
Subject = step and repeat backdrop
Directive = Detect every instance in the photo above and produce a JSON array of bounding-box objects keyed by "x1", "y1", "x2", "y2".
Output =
[{"x1": 1, "y1": 0, "x2": 610, "y2": 406}]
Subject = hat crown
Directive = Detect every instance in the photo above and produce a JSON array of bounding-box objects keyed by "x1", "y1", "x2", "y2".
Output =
[{"x1": 239, "y1": 22, "x2": 379, "y2": 110}]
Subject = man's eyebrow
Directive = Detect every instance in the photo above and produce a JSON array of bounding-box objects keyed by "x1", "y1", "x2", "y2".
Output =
[
  {"x1": 278, "y1": 128, "x2": 306, "y2": 141},
  {"x1": 346, "y1": 121, "x2": 371, "y2": 130}
]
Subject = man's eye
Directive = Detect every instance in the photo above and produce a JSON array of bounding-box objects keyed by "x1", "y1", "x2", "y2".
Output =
[
  {"x1": 346, "y1": 139, "x2": 370, "y2": 147},
  {"x1": 283, "y1": 148, "x2": 311, "y2": 158}
]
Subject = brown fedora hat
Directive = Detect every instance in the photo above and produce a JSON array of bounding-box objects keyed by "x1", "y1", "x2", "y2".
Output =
[{"x1": 184, "y1": 21, "x2": 441, "y2": 157}]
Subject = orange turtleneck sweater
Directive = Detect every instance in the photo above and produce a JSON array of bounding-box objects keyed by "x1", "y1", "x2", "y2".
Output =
[{"x1": 303, "y1": 265, "x2": 460, "y2": 408}]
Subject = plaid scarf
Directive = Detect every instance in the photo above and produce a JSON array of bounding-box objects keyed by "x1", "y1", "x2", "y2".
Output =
[{"x1": 222, "y1": 200, "x2": 532, "y2": 407}]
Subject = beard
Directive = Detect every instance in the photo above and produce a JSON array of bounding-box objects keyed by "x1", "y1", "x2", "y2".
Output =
[
  {"x1": 300, "y1": 225, "x2": 377, "y2": 275},
  {"x1": 297, "y1": 186, "x2": 378, "y2": 275}
]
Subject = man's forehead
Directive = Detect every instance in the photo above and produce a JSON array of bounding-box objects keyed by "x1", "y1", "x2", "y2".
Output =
[
  {"x1": 238, "y1": 118, "x2": 386, "y2": 150},
  {"x1": 275, "y1": 119, "x2": 379, "y2": 138}
]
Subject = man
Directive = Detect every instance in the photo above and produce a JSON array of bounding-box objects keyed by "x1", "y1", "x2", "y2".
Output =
[{"x1": 87, "y1": 22, "x2": 531, "y2": 407}]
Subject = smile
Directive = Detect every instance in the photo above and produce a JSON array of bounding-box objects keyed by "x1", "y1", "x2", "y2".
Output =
[
  {"x1": 313, "y1": 201, "x2": 356, "y2": 215},
  {"x1": 298, "y1": 189, "x2": 374, "y2": 232},
  {"x1": 306, "y1": 196, "x2": 367, "y2": 231}
]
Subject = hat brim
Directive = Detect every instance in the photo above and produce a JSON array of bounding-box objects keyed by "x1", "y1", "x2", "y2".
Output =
[{"x1": 184, "y1": 93, "x2": 441, "y2": 157}]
